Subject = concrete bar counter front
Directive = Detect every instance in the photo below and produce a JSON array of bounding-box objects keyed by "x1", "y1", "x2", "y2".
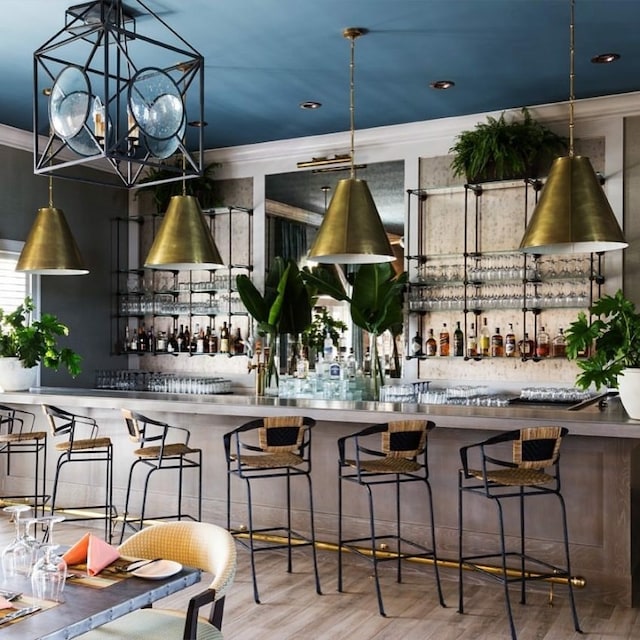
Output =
[{"x1": 0, "y1": 387, "x2": 637, "y2": 608}]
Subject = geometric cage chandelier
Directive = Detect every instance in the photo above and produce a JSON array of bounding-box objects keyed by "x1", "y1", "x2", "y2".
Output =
[{"x1": 33, "y1": 0, "x2": 205, "y2": 189}]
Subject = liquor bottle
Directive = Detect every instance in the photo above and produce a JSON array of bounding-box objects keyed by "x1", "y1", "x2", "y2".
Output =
[
  {"x1": 411, "y1": 331, "x2": 424, "y2": 357},
  {"x1": 536, "y1": 326, "x2": 550, "y2": 358},
  {"x1": 147, "y1": 325, "x2": 155, "y2": 352},
  {"x1": 123, "y1": 326, "x2": 130, "y2": 353},
  {"x1": 138, "y1": 323, "x2": 147, "y2": 352},
  {"x1": 552, "y1": 327, "x2": 567, "y2": 358},
  {"x1": 234, "y1": 327, "x2": 245, "y2": 355},
  {"x1": 209, "y1": 328, "x2": 218, "y2": 354},
  {"x1": 439, "y1": 322, "x2": 450, "y2": 357},
  {"x1": 156, "y1": 330, "x2": 166, "y2": 352},
  {"x1": 196, "y1": 324, "x2": 205, "y2": 354},
  {"x1": 219, "y1": 322, "x2": 230, "y2": 353},
  {"x1": 505, "y1": 323, "x2": 516, "y2": 358},
  {"x1": 167, "y1": 329, "x2": 177, "y2": 353},
  {"x1": 480, "y1": 318, "x2": 491, "y2": 357},
  {"x1": 204, "y1": 326, "x2": 211, "y2": 353},
  {"x1": 518, "y1": 332, "x2": 534, "y2": 358},
  {"x1": 323, "y1": 332, "x2": 334, "y2": 363},
  {"x1": 490, "y1": 327, "x2": 504, "y2": 357},
  {"x1": 296, "y1": 348, "x2": 309, "y2": 379},
  {"x1": 129, "y1": 326, "x2": 138, "y2": 352},
  {"x1": 453, "y1": 321, "x2": 464, "y2": 357},
  {"x1": 426, "y1": 329, "x2": 437, "y2": 356},
  {"x1": 183, "y1": 326, "x2": 191, "y2": 353},
  {"x1": 177, "y1": 324, "x2": 185, "y2": 353},
  {"x1": 466, "y1": 322, "x2": 477, "y2": 358},
  {"x1": 363, "y1": 347, "x2": 372, "y2": 374},
  {"x1": 346, "y1": 348, "x2": 357, "y2": 379}
]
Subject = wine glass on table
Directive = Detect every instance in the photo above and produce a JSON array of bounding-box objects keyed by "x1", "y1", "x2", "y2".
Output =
[
  {"x1": 31, "y1": 515, "x2": 67, "y2": 603},
  {"x1": 1, "y1": 504, "x2": 34, "y2": 580}
]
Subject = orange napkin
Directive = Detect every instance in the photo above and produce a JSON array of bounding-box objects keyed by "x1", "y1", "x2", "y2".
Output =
[{"x1": 62, "y1": 533, "x2": 120, "y2": 576}]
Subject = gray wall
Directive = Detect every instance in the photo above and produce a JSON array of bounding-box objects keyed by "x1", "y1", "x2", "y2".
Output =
[{"x1": 0, "y1": 144, "x2": 128, "y2": 388}]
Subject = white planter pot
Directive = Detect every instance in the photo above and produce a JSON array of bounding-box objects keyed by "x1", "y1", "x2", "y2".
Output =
[
  {"x1": 0, "y1": 358, "x2": 38, "y2": 392},
  {"x1": 617, "y1": 368, "x2": 640, "y2": 420}
]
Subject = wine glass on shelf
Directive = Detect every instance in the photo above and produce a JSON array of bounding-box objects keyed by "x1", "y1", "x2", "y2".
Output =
[
  {"x1": 1, "y1": 504, "x2": 34, "y2": 580},
  {"x1": 31, "y1": 515, "x2": 67, "y2": 603}
]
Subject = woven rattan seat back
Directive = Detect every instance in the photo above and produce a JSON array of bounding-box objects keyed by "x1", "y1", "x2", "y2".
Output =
[
  {"x1": 514, "y1": 426, "x2": 564, "y2": 470},
  {"x1": 122, "y1": 409, "x2": 144, "y2": 444},
  {"x1": 259, "y1": 416, "x2": 304, "y2": 452},
  {"x1": 383, "y1": 420, "x2": 428, "y2": 459},
  {"x1": 43, "y1": 405, "x2": 75, "y2": 437}
]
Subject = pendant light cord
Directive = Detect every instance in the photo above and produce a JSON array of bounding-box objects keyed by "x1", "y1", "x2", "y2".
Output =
[
  {"x1": 348, "y1": 32, "x2": 356, "y2": 179},
  {"x1": 569, "y1": 0, "x2": 575, "y2": 158}
]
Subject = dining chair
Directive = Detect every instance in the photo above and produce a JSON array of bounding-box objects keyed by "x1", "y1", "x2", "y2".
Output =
[
  {"x1": 79, "y1": 521, "x2": 237, "y2": 640},
  {"x1": 224, "y1": 415, "x2": 322, "y2": 604},
  {"x1": 338, "y1": 419, "x2": 445, "y2": 616},
  {"x1": 42, "y1": 404, "x2": 115, "y2": 541},
  {"x1": 118, "y1": 409, "x2": 202, "y2": 543},
  {"x1": 0, "y1": 404, "x2": 48, "y2": 515},
  {"x1": 458, "y1": 426, "x2": 581, "y2": 639}
]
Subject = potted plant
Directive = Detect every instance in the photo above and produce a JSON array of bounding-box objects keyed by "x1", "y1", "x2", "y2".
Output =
[
  {"x1": 236, "y1": 257, "x2": 315, "y2": 393},
  {"x1": 449, "y1": 108, "x2": 567, "y2": 183},
  {"x1": 303, "y1": 262, "x2": 407, "y2": 399},
  {"x1": 135, "y1": 161, "x2": 219, "y2": 213},
  {"x1": 0, "y1": 297, "x2": 82, "y2": 391},
  {"x1": 564, "y1": 289, "x2": 640, "y2": 418}
]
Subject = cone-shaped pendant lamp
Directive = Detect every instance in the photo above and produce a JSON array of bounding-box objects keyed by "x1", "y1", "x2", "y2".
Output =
[
  {"x1": 144, "y1": 194, "x2": 225, "y2": 270},
  {"x1": 308, "y1": 28, "x2": 394, "y2": 264},
  {"x1": 16, "y1": 177, "x2": 88, "y2": 275},
  {"x1": 519, "y1": 0, "x2": 627, "y2": 255}
]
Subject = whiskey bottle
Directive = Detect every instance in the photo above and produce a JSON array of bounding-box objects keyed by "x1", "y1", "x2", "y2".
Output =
[
  {"x1": 234, "y1": 327, "x2": 245, "y2": 355},
  {"x1": 518, "y1": 332, "x2": 534, "y2": 358},
  {"x1": 426, "y1": 329, "x2": 437, "y2": 356},
  {"x1": 411, "y1": 331, "x2": 424, "y2": 357},
  {"x1": 466, "y1": 322, "x2": 477, "y2": 358},
  {"x1": 439, "y1": 322, "x2": 450, "y2": 357},
  {"x1": 219, "y1": 322, "x2": 230, "y2": 353},
  {"x1": 479, "y1": 318, "x2": 491, "y2": 357},
  {"x1": 552, "y1": 327, "x2": 567, "y2": 358},
  {"x1": 536, "y1": 326, "x2": 550, "y2": 358},
  {"x1": 453, "y1": 321, "x2": 464, "y2": 357},
  {"x1": 490, "y1": 327, "x2": 504, "y2": 357},
  {"x1": 505, "y1": 323, "x2": 516, "y2": 358}
]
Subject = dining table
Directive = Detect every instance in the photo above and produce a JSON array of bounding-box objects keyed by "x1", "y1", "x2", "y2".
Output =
[{"x1": 0, "y1": 561, "x2": 201, "y2": 639}]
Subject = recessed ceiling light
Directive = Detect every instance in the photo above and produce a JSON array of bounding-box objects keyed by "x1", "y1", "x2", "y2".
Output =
[
  {"x1": 430, "y1": 80, "x2": 455, "y2": 90},
  {"x1": 300, "y1": 101, "x2": 322, "y2": 110},
  {"x1": 591, "y1": 52, "x2": 620, "y2": 64}
]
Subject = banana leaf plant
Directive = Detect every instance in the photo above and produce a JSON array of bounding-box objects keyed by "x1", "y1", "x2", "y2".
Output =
[
  {"x1": 303, "y1": 262, "x2": 407, "y2": 397},
  {"x1": 236, "y1": 257, "x2": 315, "y2": 388}
]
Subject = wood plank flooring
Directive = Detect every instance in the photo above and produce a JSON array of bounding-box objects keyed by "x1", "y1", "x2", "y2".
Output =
[{"x1": 2, "y1": 517, "x2": 639, "y2": 639}]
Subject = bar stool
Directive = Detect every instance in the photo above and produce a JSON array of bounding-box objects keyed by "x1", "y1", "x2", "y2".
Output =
[
  {"x1": 337, "y1": 420, "x2": 445, "y2": 617},
  {"x1": 0, "y1": 405, "x2": 47, "y2": 515},
  {"x1": 458, "y1": 426, "x2": 581, "y2": 639},
  {"x1": 224, "y1": 416, "x2": 321, "y2": 604},
  {"x1": 119, "y1": 409, "x2": 202, "y2": 543},
  {"x1": 42, "y1": 404, "x2": 115, "y2": 542}
]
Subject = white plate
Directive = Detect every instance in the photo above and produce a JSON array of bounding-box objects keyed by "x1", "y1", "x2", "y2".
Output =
[{"x1": 132, "y1": 559, "x2": 182, "y2": 580}]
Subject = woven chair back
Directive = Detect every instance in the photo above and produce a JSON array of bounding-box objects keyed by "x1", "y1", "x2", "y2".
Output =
[{"x1": 513, "y1": 426, "x2": 564, "y2": 470}]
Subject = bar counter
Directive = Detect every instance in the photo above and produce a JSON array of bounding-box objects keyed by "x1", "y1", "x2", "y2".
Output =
[{"x1": 1, "y1": 387, "x2": 638, "y2": 607}]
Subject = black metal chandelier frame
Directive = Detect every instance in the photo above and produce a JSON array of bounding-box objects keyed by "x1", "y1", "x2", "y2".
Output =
[{"x1": 33, "y1": 0, "x2": 205, "y2": 189}]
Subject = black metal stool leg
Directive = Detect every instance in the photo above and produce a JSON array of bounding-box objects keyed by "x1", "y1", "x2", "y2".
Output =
[
  {"x1": 305, "y1": 472, "x2": 321, "y2": 595},
  {"x1": 495, "y1": 497, "x2": 518, "y2": 640},
  {"x1": 245, "y1": 477, "x2": 261, "y2": 604},
  {"x1": 458, "y1": 470, "x2": 465, "y2": 614},
  {"x1": 519, "y1": 487, "x2": 526, "y2": 605},
  {"x1": 337, "y1": 465, "x2": 344, "y2": 593},
  {"x1": 286, "y1": 471, "x2": 292, "y2": 573},
  {"x1": 395, "y1": 475, "x2": 402, "y2": 583},
  {"x1": 425, "y1": 477, "x2": 445, "y2": 607},
  {"x1": 366, "y1": 484, "x2": 386, "y2": 617},
  {"x1": 558, "y1": 492, "x2": 582, "y2": 633}
]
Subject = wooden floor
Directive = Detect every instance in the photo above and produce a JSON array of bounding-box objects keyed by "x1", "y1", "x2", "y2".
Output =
[{"x1": 3, "y1": 517, "x2": 640, "y2": 639}]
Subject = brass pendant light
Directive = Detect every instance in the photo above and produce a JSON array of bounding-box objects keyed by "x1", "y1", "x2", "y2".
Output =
[
  {"x1": 519, "y1": 0, "x2": 627, "y2": 255},
  {"x1": 308, "y1": 28, "x2": 394, "y2": 264},
  {"x1": 144, "y1": 194, "x2": 224, "y2": 270},
  {"x1": 16, "y1": 176, "x2": 88, "y2": 275}
]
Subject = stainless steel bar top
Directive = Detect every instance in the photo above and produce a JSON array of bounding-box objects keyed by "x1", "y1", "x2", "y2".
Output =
[{"x1": 1, "y1": 385, "x2": 638, "y2": 439}]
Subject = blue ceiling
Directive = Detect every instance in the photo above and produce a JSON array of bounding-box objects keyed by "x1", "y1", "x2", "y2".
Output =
[{"x1": 1, "y1": 0, "x2": 639, "y2": 150}]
